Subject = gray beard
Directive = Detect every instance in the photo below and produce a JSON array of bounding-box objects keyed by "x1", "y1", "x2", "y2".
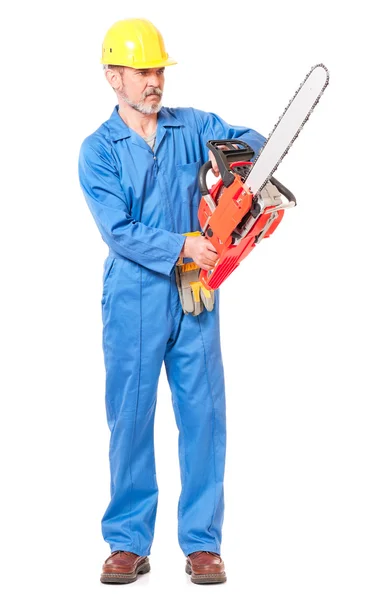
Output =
[{"x1": 120, "y1": 89, "x2": 163, "y2": 115}]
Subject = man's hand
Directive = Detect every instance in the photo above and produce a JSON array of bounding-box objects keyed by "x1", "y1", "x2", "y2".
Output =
[
  {"x1": 208, "y1": 144, "x2": 237, "y2": 178},
  {"x1": 182, "y1": 236, "x2": 218, "y2": 271},
  {"x1": 208, "y1": 149, "x2": 220, "y2": 177}
]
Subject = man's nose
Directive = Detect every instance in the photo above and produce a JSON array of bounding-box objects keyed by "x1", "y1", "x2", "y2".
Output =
[{"x1": 147, "y1": 72, "x2": 161, "y2": 88}]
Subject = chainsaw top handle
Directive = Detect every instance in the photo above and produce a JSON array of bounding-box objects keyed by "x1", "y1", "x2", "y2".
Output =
[{"x1": 198, "y1": 139, "x2": 255, "y2": 195}]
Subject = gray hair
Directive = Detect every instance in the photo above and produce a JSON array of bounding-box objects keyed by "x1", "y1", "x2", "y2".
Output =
[{"x1": 103, "y1": 64, "x2": 125, "y2": 75}]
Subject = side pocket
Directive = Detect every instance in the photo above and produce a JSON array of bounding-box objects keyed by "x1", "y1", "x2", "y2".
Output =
[{"x1": 102, "y1": 257, "x2": 116, "y2": 304}]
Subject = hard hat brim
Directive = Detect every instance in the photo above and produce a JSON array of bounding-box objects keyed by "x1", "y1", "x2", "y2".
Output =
[{"x1": 101, "y1": 57, "x2": 178, "y2": 68}]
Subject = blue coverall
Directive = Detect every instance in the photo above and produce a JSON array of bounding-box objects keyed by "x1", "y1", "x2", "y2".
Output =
[{"x1": 78, "y1": 105, "x2": 265, "y2": 556}]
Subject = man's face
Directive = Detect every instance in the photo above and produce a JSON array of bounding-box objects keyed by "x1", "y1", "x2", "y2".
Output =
[{"x1": 113, "y1": 66, "x2": 165, "y2": 115}]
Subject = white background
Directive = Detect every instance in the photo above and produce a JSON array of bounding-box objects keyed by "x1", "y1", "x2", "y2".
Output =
[{"x1": 1, "y1": 0, "x2": 383, "y2": 598}]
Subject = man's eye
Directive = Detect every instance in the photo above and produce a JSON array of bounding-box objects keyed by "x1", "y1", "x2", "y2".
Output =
[{"x1": 157, "y1": 69, "x2": 165, "y2": 75}]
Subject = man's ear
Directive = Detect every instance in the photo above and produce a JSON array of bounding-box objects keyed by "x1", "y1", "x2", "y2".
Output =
[{"x1": 105, "y1": 68, "x2": 122, "y2": 92}]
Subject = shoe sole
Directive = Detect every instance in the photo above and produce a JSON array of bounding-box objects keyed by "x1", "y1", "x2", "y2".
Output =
[
  {"x1": 100, "y1": 559, "x2": 150, "y2": 584},
  {"x1": 185, "y1": 562, "x2": 227, "y2": 584}
]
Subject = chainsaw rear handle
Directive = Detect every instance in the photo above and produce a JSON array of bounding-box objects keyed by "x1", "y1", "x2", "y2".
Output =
[{"x1": 198, "y1": 139, "x2": 255, "y2": 194}]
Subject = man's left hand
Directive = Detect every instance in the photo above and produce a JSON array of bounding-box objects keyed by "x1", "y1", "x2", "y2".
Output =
[
  {"x1": 208, "y1": 144, "x2": 237, "y2": 178},
  {"x1": 208, "y1": 149, "x2": 220, "y2": 177}
]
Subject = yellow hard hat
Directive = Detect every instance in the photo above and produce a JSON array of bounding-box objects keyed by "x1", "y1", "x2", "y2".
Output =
[{"x1": 101, "y1": 18, "x2": 177, "y2": 69}]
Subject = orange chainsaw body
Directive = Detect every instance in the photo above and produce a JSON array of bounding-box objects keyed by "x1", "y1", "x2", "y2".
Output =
[{"x1": 198, "y1": 161, "x2": 284, "y2": 290}]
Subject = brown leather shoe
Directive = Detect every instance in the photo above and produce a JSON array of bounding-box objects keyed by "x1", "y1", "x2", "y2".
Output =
[
  {"x1": 186, "y1": 550, "x2": 227, "y2": 584},
  {"x1": 100, "y1": 550, "x2": 150, "y2": 584}
]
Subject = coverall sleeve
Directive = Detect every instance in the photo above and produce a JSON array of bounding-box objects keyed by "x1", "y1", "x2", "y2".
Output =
[
  {"x1": 78, "y1": 139, "x2": 186, "y2": 277},
  {"x1": 193, "y1": 109, "x2": 266, "y2": 158}
]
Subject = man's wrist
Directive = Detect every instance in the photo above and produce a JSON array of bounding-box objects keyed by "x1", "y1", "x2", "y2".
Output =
[{"x1": 177, "y1": 240, "x2": 186, "y2": 265}]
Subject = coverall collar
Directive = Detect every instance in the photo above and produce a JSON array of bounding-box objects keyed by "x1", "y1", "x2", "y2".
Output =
[{"x1": 108, "y1": 105, "x2": 182, "y2": 142}]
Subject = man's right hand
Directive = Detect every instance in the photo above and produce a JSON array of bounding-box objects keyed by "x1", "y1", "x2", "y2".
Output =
[{"x1": 182, "y1": 236, "x2": 218, "y2": 271}]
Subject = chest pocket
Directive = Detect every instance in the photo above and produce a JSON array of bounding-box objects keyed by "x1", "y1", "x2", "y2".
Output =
[{"x1": 176, "y1": 160, "x2": 202, "y2": 205}]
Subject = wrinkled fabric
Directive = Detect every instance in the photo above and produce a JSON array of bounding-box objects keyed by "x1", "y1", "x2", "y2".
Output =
[{"x1": 78, "y1": 105, "x2": 265, "y2": 556}]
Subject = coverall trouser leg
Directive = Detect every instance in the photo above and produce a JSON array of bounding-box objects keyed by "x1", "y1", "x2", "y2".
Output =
[{"x1": 164, "y1": 287, "x2": 226, "y2": 555}]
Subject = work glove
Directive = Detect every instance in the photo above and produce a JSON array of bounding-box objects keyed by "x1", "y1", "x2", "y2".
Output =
[{"x1": 175, "y1": 260, "x2": 214, "y2": 316}]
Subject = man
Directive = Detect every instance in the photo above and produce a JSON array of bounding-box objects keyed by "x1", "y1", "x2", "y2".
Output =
[{"x1": 78, "y1": 17, "x2": 265, "y2": 585}]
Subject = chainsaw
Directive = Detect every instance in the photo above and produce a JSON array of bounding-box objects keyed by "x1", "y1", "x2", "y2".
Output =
[{"x1": 196, "y1": 63, "x2": 329, "y2": 291}]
